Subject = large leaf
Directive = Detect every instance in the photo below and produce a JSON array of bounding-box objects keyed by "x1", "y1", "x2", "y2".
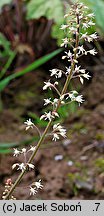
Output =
[
  {"x1": 27, "y1": 0, "x2": 64, "y2": 22},
  {"x1": 0, "y1": 0, "x2": 12, "y2": 9},
  {"x1": 0, "y1": 48, "x2": 62, "y2": 92},
  {"x1": 26, "y1": 0, "x2": 65, "y2": 45}
]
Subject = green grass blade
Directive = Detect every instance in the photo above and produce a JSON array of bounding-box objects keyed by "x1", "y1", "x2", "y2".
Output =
[
  {"x1": 0, "y1": 149, "x2": 12, "y2": 154},
  {"x1": 0, "y1": 51, "x2": 16, "y2": 80},
  {"x1": 0, "y1": 48, "x2": 62, "y2": 92}
]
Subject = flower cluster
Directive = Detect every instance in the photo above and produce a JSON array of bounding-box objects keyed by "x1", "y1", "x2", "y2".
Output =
[
  {"x1": 30, "y1": 179, "x2": 43, "y2": 196},
  {"x1": 3, "y1": 1, "x2": 98, "y2": 200},
  {"x1": 24, "y1": 118, "x2": 34, "y2": 130},
  {"x1": 2, "y1": 179, "x2": 16, "y2": 200},
  {"x1": 39, "y1": 2, "x2": 98, "y2": 141},
  {"x1": 11, "y1": 145, "x2": 41, "y2": 196},
  {"x1": 52, "y1": 123, "x2": 66, "y2": 141},
  {"x1": 60, "y1": 91, "x2": 84, "y2": 105},
  {"x1": 12, "y1": 147, "x2": 36, "y2": 172}
]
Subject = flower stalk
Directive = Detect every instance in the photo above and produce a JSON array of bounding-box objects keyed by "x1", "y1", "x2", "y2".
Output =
[{"x1": 3, "y1": 1, "x2": 98, "y2": 200}]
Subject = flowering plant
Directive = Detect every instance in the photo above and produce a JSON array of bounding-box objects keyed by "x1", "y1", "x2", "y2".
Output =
[{"x1": 2, "y1": 1, "x2": 98, "y2": 200}]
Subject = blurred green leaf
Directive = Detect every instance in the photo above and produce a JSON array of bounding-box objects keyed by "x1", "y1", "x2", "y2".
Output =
[
  {"x1": 0, "y1": 33, "x2": 13, "y2": 57},
  {"x1": 0, "y1": 142, "x2": 18, "y2": 148},
  {"x1": 0, "y1": 0, "x2": 12, "y2": 9},
  {"x1": 0, "y1": 48, "x2": 62, "y2": 92},
  {"x1": 26, "y1": 0, "x2": 65, "y2": 45},
  {"x1": 0, "y1": 148, "x2": 11, "y2": 154},
  {"x1": 26, "y1": 0, "x2": 64, "y2": 22},
  {"x1": 0, "y1": 52, "x2": 16, "y2": 79},
  {"x1": 0, "y1": 137, "x2": 39, "y2": 155}
]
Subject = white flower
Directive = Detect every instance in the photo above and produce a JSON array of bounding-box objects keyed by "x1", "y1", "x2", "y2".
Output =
[
  {"x1": 66, "y1": 66, "x2": 71, "y2": 75},
  {"x1": 13, "y1": 148, "x2": 20, "y2": 157},
  {"x1": 75, "y1": 95, "x2": 84, "y2": 105},
  {"x1": 24, "y1": 119, "x2": 34, "y2": 130},
  {"x1": 50, "y1": 69, "x2": 58, "y2": 76},
  {"x1": 82, "y1": 73, "x2": 91, "y2": 79},
  {"x1": 61, "y1": 38, "x2": 69, "y2": 47},
  {"x1": 83, "y1": 22, "x2": 89, "y2": 29},
  {"x1": 18, "y1": 163, "x2": 26, "y2": 171},
  {"x1": 70, "y1": 27, "x2": 76, "y2": 32},
  {"x1": 78, "y1": 45, "x2": 85, "y2": 54},
  {"x1": 83, "y1": 5, "x2": 88, "y2": 9},
  {"x1": 90, "y1": 33, "x2": 98, "y2": 40},
  {"x1": 57, "y1": 70, "x2": 62, "y2": 78},
  {"x1": 75, "y1": 65, "x2": 81, "y2": 73},
  {"x1": 67, "y1": 50, "x2": 73, "y2": 58},
  {"x1": 87, "y1": 32, "x2": 98, "y2": 43},
  {"x1": 60, "y1": 24, "x2": 69, "y2": 30},
  {"x1": 87, "y1": 13, "x2": 95, "y2": 18},
  {"x1": 43, "y1": 80, "x2": 52, "y2": 90},
  {"x1": 54, "y1": 81, "x2": 58, "y2": 86},
  {"x1": 62, "y1": 50, "x2": 73, "y2": 60},
  {"x1": 12, "y1": 163, "x2": 26, "y2": 171},
  {"x1": 52, "y1": 133, "x2": 60, "y2": 141},
  {"x1": 12, "y1": 163, "x2": 19, "y2": 170},
  {"x1": 21, "y1": 148, "x2": 27, "y2": 153},
  {"x1": 28, "y1": 146, "x2": 36, "y2": 152},
  {"x1": 88, "y1": 48, "x2": 97, "y2": 55},
  {"x1": 80, "y1": 76, "x2": 84, "y2": 84},
  {"x1": 64, "y1": 13, "x2": 69, "y2": 18},
  {"x1": 44, "y1": 98, "x2": 51, "y2": 106},
  {"x1": 52, "y1": 111, "x2": 59, "y2": 118},
  {"x1": 40, "y1": 111, "x2": 54, "y2": 121},
  {"x1": 50, "y1": 69, "x2": 62, "y2": 78},
  {"x1": 30, "y1": 180, "x2": 43, "y2": 196},
  {"x1": 88, "y1": 21, "x2": 95, "y2": 26},
  {"x1": 53, "y1": 98, "x2": 59, "y2": 104},
  {"x1": 27, "y1": 163, "x2": 35, "y2": 170},
  {"x1": 81, "y1": 33, "x2": 88, "y2": 40},
  {"x1": 52, "y1": 123, "x2": 66, "y2": 141},
  {"x1": 53, "y1": 98, "x2": 59, "y2": 107},
  {"x1": 34, "y1": 179, "x2": 43, "y2": 190},
  {"x1": 87, "y1": 37, "x2": 93, "y2": 43},
  {"x1": 80, "y1": 69, "x2": 86, "y2": 73},
  {"x1": 30, "y1": 187, "x2": 37, "y2": 196},
  {"x1": 76, "y1": 7, "x2": 80, "y2": 14},
  {"x1": 69, "y1": 91, "x2": 78, "y2": 100}
]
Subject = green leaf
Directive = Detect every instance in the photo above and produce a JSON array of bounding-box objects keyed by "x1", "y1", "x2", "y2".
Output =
[
  {"x1": 0, "y1": 48, "x2": 62, "y2": 92},
  {"x1": 0, "y1": 142, "x2": 18, "y2": 148},
  {"x1": 0, "y1": 33, "x2": 13, "y2": 57},
  {"x1": 0, "y1": 0, "x2": 12, "y2": 9},
  {"x1": 0, "y1": 148, "x2": 12, "y2": 154},
  {"x1": 26, "y1": 0, "x2": 65, "y2": 45},
  {"x1": 27, "y1": 0, "x2": 64, "y2": 22},
  {"x1": 0, "y1": 137, "x2": 39, "y2": 155}
]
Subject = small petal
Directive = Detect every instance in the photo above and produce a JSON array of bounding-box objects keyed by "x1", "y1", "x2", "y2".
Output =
[
  {"x1": 27, "y1": 163, "x2": 35, "y2": 169},
  {"x1": 13, "y1": 148, "x2": 20, "y2": 157}
]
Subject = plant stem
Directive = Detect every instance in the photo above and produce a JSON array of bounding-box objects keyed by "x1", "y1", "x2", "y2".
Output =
[
  {"x1": 4, "y1": 10, "x2": 80, "y2": 200},
  {"x1": 4, "y1": 62, "x2": 73, "y2": 199}
]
